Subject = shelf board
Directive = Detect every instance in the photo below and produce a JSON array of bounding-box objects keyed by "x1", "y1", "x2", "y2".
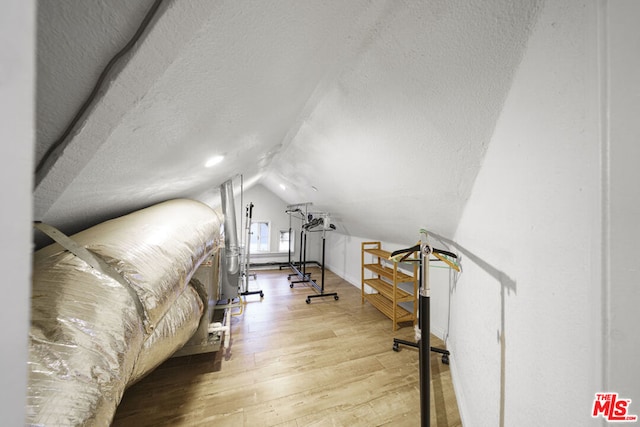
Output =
[
  {"x1": 363, "y1": 247, "x2": 392, "y2": 259},
  {"x1": 362, "y1": 242, "x2": 417, "y2": 331},
  {"x1": 397, "y1": 281, "x2": 416, "y2": 295},
  {"x1": 363, "y1": 248, "x2": 419, "y2": 263},
  {"x1": 363, "y1": 263, "x2": 415, "y2": 282},
  {"x1": 363, "y1": 293, "x2": 414, "y2": 324},
  {"x1": 398, "y1": 300, "x2": 415, "y2": 314},
  {"x1": 364, "y1": 278, "x2": 414, "y2": 302}
]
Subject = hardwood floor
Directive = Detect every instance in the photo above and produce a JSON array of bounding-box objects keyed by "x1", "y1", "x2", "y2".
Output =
[{"x1": 112, "y1": 268, "x2": 461, "y2": 426}]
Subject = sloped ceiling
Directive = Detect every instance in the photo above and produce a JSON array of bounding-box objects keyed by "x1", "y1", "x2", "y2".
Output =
[{"x1": 34, "y1": 0, "x2": 541, "y2": 246}]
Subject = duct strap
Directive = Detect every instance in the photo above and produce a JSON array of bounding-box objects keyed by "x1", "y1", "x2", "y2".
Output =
[{"x1": 33, "y1": 222, "x2": 153, "y2": 334}]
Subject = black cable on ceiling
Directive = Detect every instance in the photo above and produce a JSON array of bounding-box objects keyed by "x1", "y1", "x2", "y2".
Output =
[{"x1": 35, "y1": 0, "x2": 164, "y2": 177}]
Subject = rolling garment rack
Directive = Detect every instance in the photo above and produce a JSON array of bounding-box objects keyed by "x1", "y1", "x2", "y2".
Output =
[
  {"x1": 389, "y1": 230, "x2": 460, "y2": 427},
  {"x1": 302, "y1": 215, "x2": 339, "y2": 303},
  {"x1": 285, "y1": 204, "x2": 339, "y2": 303},
  {"x1": 285, "y1": 203, "x2": 317, "y2": 285},
  {"x1": 240, "y1": 202, "x2": 263, "y2": 299}
]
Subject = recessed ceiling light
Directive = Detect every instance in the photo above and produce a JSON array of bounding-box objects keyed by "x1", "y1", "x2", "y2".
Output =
[
  {"x1": 205, "y1": 155, "x2": 224, "y2": 167},
  {"x1": 311, "y1": 186, "x2": 318, "y2": 192},
  {"x1": 279, "y1": 184, "x2": 286, "y2": 190}
]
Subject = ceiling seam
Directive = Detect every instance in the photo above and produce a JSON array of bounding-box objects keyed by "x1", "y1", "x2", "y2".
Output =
[{"x1": 35, "y1": 0, "x2": 165, "y2": 186}]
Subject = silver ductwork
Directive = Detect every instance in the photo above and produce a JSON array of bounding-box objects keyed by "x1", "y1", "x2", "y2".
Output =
[
  {"x1": 219, "y1": 179, "x2": 240, "y2": 300},
  {"x1": 27, "y1": 199, "x2": 221, "y2": 426}
]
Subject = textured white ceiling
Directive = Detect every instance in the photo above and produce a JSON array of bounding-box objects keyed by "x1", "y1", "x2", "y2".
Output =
[
  {"x1": 36, "y1": 0, "x2": 157, "y2": 161},
  {"x1": 34, "y1": 0, "x2": 541, "y2": 245}
]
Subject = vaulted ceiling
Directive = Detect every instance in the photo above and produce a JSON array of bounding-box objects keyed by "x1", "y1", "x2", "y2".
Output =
[{"x1": 34, "y1": 0, "x2": 541, "y2": 246}]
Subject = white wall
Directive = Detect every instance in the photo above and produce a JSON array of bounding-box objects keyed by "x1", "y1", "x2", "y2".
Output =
[
  {"x1": 235, "y1": 184, "x2": 322, "y2": 265},
  {"x1": 325, "y1": 232, "x2": 454, "y2": 340},
  {"x1": 449, "y1": 1, "x2": 603, "y2": 425},
  {"x1": 247, "y1": 3, "x2": 640, "y2": 426},
  {"x1": 326, "y1": 233, "x2": 416, "y2": 287},
  {"x1": 0, "y1": 0, "x2": 34, "y2": 425},
  {"x1": 605, "y1": 0, "x2": 640, "y2": 404},
  {"x1": 327, "y1": 2, "x2": 640, "y2": 426}
]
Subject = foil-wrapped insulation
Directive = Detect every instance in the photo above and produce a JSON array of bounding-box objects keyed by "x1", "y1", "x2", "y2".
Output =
[
  {"x1": 29, "y1": 251, "x2": 147, "y2": 426},
  {"x1": 170, "y1": 252, "x2": 222, "y2": 358},
  {"x1": 128, "y1": 283, "x2": 203, "y2": 386},
  {"x1": 28, "y1": 199, "x2": 221, "y2": 426}
]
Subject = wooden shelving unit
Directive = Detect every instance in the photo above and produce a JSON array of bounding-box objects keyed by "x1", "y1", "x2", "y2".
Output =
[{"x1": 361, "y1": 242, "x2": 418, "y2": 330}]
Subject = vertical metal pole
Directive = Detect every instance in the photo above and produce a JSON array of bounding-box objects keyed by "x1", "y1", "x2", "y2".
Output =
[
  {"x1": 420, "y1": 245, "x2": 431, "y2": 427},
  {"x1": 288, "y1": 226, "x2": 292, "y2": 265},
  {"x1": 287, "y1": 209, "x2": 292, "y2": 266},
  {"x1": 240, "y1": 175, "x2": 244, "y2": 253},
  {"x1": 220, "y1": 179, "x2": 240, "y2": 300},
  {"x1": 302, "y1": 231, "x2": 307, "y2": 276},
  {"x1": 243, "y1": 202, "x2": 253, "y2": 293},
  {"x1": 299, "y1": 230, "x2": 303, "y2": 268},
  {"x1": 321, "y1": 230, "x2": 326, "y2": 292}
]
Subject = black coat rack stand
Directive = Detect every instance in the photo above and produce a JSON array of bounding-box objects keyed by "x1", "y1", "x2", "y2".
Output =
[
  {"x1": 240, "y1": 202, "x2": 263, "y2": 299},
  {"x1": 390, "y1": 237, "x2": 459, "y2": 427}
]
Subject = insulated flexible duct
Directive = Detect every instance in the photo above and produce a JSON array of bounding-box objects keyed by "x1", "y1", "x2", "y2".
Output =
[{"x1": 27, "y1": 199, "x2": 220, "y2": 426}]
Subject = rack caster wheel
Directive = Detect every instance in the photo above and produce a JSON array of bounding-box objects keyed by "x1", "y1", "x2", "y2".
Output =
[
  {"x1": 441, "y1": 355, "x2": 449, "y2": 365},
  {"x1": 290, "y1": 283, "x2": 294, "y2": 288},
  {"x1": 260, "y1": 292, "x2": 264, "y2": 298},
  {"x1": 305, "y1": 298, "x2": 311, "y2": 304},
  {"x1": 392, "y1": 343, "x2": 400, "y2": 352},
  {"x1": 334, "y1": 295, "x2": 339, "y2": 300}
]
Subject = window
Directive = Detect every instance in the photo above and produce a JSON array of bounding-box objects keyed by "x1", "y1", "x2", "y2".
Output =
[
  {"x1": 279, "y1": 230, "x2": 294, "y2": 252},
  {"x1": 250, "y1": 221, "x2": 270, "y2": 252}
]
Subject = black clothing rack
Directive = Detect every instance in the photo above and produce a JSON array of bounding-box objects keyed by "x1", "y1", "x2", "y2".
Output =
[
  {"x1": 288, "y1": 228, "x2": 311, "y2": 285},
  {"x1": 390, "y1": 238, "x2": 459, "y2": 427},
  {"x1": 303, "y1": 225, "x2": 339, "y2": 303},
  {"x1": 285, "y1": 205, "x2": 339, "y2": 303},
  {"x1": 285, "y1": 205, "x2": 309, "y2": 281},
  {"x1": 240, "y1": 202, "x2": 264, "y2": 299}
]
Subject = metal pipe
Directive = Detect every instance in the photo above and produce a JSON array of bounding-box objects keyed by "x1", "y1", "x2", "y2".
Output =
[
  {"x1": 302, "y1": 231, "x2": 307, "y2": 276},
  {"x1": 321, "y1": 231, "x2": 326, "y2": 286},
  {"x1": 220, "y1": 179, "x2": 239, "y2": 275},
  {"x1": 420, "y1": 241, "x2": 432, "y2": 427}
]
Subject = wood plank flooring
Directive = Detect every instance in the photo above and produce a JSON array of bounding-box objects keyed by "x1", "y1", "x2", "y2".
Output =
[{"x1": 112, "y1": 268, "x2": 461, "y2": 426}]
